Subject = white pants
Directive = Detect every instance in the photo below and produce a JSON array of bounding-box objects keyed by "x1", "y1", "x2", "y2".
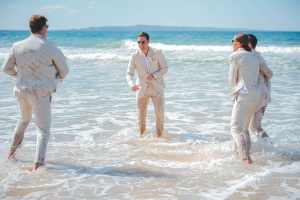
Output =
[
  {"x1": 12, "y1": 90, "x2": 51, "y2": 164},
  {"x1": 231, "y1": 92, "x2": 264, "y2": 159},
  {"x1": 250, "y1": 105, "x2": 269, "y2": 138}
]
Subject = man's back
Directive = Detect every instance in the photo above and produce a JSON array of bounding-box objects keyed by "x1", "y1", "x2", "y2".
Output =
[{"x1": 3, "y1": 34, "x2": 68, "y2": 94}]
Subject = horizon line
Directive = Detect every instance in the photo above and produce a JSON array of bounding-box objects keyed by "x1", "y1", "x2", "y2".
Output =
[{"x1": 0, "y1": 24, "x2": 299, "y2": 32}]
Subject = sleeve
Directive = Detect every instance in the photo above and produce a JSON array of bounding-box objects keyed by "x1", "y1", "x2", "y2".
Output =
[
  {"x1": 152, "y1": 50, "x2": 168, "y2": 80},
  {"x1": 2, "y1": 45, "x2": 17, "y2": 78},
  {"x1": 259, "y1": 55, "x2": 273, "y2": 80},
  {"x1": 126, "y1": 53, "x2": 135, "y2": 87},
  {"x1": 229, "y1": 55, "x2": 238, "y2": 87},
  {"x1": 52, "y1": 45, "x2": 69, "y2": 82}
]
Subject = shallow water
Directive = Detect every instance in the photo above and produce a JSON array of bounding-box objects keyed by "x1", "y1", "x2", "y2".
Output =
[{"x1": 0, "y1": 31, "x2": 299, "y2": 199}]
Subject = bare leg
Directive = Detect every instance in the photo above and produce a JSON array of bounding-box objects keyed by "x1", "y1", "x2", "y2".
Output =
[{"x1": 8, "y1": 146, "x2": 17, "y2": 159}]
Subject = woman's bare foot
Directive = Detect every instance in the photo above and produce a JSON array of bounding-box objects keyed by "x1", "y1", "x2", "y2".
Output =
[
  {"x1": 8, "y1": 146, "x2": 17, "y2": 159},
  {"x1": 242, "y1": 157, "x2": 253, "y2": 164}
]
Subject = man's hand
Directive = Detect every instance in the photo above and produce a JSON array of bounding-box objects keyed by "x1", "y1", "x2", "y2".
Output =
[
  {"x1": 131, "y1": 84, "x2": 139, "y2": 92},
  {"x1": 145, "y1": 73, "x2": 154, "y2": 81}
]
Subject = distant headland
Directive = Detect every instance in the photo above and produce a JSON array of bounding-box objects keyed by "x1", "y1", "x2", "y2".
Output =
[{"x1": 71, "y1": 25, "x2": 262, "y2": 32}]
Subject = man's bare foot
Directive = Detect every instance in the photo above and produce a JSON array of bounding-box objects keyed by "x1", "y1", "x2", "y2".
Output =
[
  {"x1": 156, "y1": 132, "x2": 162, "y2": 137},
  {"x1": 23, "y1": 163, "x2": 44, "y2": 171},
  {"x1": 242, "y1": 157, "x2": 253, "y2": 164},
  {"x1": 33, "y1": 163, "x2": 44, "y2": 170},
  {"x1": 139, "y1": 130, "x2": 146, "y2": 137},
  {"x1": 8, "y1": 146, "x2": 17, "y2": 159},
  {"x1": 139, "y1": 133, "x2": 145, "y2": 137}
]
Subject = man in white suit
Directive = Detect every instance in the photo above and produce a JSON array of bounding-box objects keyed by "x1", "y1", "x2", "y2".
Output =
[
  {"x1": 126, "y1": 32, "x2": 168, "y2": 137},
  {"x1": 229, "y1": 33, "x2": 272, "y2": 164},
  {"x1": 248, "y1": 34, "x2": 273, "y2": 141},
  {"x1": 2, "y1": 15, "x2": 69, "y2": 170}
]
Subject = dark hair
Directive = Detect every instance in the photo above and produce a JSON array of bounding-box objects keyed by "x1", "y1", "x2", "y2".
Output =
[
  {"x1": 235, "y1": 33, "x2": 251, "y2": 52},
  {"x1": 29, "y1": 15, "x2": 47, "y2": 33},
  {"x1": 248, "y1": 34, "x2": 257, "y2": 49},
  {"x1": 137, "y1": 32, "x2": 150, "y2": 41}
]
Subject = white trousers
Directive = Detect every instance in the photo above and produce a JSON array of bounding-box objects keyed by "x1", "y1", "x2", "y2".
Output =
[
  {"x1": 12, "y1": 90, "x2": 51, "y2": 164},
  {"x1": 250, "y1": 105, "x2": 269, "y2": 138},
  {"x1": 231, "y1": 92, "x2": 265, "y2": 159}
]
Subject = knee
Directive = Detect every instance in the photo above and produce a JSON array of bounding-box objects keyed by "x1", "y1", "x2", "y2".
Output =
[
  {"x1": 20, "y1": 114, "x2": 32, "y2": 124},
  {"x1": 18, "y1": 120, "x2": 30, "y2": 126}
]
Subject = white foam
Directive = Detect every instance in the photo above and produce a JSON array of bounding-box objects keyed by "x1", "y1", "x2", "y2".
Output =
[
  {"x1": 61, "y1": 47, "x2": 129, "y2": 62},
  {"x1": 123, "y1": 40, "x2": 300, "y2": 54}
]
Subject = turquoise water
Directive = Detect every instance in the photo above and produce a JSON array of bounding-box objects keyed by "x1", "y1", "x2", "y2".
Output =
[
  {"x1": 0, "y1": 30, "x2": 300, "y2": 199},
  {"x1": 1, "y1": 30, "x2": 300, "y2": 47}
]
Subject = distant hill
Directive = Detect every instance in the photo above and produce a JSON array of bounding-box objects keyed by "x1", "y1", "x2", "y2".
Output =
[{"x1": 74, "y1": 25, "x2": 258, "y2": 32}]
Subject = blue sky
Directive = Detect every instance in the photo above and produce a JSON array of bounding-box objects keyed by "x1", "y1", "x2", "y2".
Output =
[{"x1": 0, "y1": 0, "x2": 299, "y2": 31}]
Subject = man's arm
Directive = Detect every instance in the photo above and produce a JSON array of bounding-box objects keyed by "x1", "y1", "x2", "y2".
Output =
[
  {"x1": 126, "y1": 53, "x2": 136, "y2": 87},
  {"x1": 259, "y1": 56, "x2": 273, "y2": 80},
  {"x1": 52, "y1": 45, "x2": 69, "y2": 82},
  {"x1": 152, "y1": 50, "x2": 168, "y2": 80},
  {"x1": 2, "y1": 45, "x2": 17, "y2": 78}
]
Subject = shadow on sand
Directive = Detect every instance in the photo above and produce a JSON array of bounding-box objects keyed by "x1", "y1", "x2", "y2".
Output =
[{"x1": 46, "y1": 161, "x2": 178, "y2": 179}]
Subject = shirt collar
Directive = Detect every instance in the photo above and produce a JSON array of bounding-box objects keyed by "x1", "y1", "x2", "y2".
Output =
[
  {"x1": 237, "y1": 47, "x2": 246, "y2": 52},
  {"x1": 31, "y1": 33, "x2": 45, "y2": 40},
  {"x1": 139, "y1": 46, "x2": 153, "y2": 57}
]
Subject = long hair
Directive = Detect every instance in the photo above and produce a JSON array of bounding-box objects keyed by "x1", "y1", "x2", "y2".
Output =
[{"x1": 235, "y1": 33, "x2": 251, "y2": 52}]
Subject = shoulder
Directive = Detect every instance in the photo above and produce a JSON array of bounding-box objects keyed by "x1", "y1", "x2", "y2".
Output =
[
  {"x1": 250, "y1": 50, "x2": 265, "y2": 63},
  {"x1": 43, "y1": 39, "x2": 58, "y2": 50},
  {"x1": 150, "y1": 47, "x2": 165, "y2": 59},
  {"x1": 150, "y1": 47, "x2": 163, "y2": 54},
  {"x1": 45, "y1": 39, "x2": 56, "y2": 46},
  {"x1": 130, "y1": 50, "x2": 139, "y2": 58},
  {"x1": 232, "y1": 48, "x2": 251, "y2": 58},
  {"x1": 229, "y1": 49, "x2": 248, "y2": 64},
  {"x1": 229, "y1": 51, "x2": 239, "y2": 61},
  {"x1": 43, "y1": 40, "x2": 64, "y2": 56},
  {"x1": 253, "y1": 50, "x2": 261, "y2": 55},
  {"x1": 12, "y1": 37, "x2": 30, "y2": 48},
  {"x1": 251, "y1": 49, "x2": 261, "y2": 57},
  {"x1": 229, "y1": 51, "x2": 237, "y2": 58}
]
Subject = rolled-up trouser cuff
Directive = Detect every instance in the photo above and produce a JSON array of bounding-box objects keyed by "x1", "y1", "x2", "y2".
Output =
[{"x1": 257, "y1": 131, "x2": 269, "y2": 138}]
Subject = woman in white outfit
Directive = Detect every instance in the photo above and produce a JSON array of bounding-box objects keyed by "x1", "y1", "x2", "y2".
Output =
[{"x1": 229, "y1": 33, "x2": 271, "y2": 164}]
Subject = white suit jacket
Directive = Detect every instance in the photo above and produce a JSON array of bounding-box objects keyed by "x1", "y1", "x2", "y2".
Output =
[
  {"x1": 252, "y1": 49, "x2": 273, "y2": 103},
  {"x1": 2, "y1": 34, "x2": 69, "y2": 95},
  {"x1": 229, "y1": 48, "x2": 273, "y2": 96},
  {"x1": 126, "y1": 47, "x2": 168, "y2": 97}
]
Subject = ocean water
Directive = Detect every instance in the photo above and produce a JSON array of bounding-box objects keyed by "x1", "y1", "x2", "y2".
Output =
[{"x1": 0, "y1": 30, "x2": 300, "y2": 199}]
